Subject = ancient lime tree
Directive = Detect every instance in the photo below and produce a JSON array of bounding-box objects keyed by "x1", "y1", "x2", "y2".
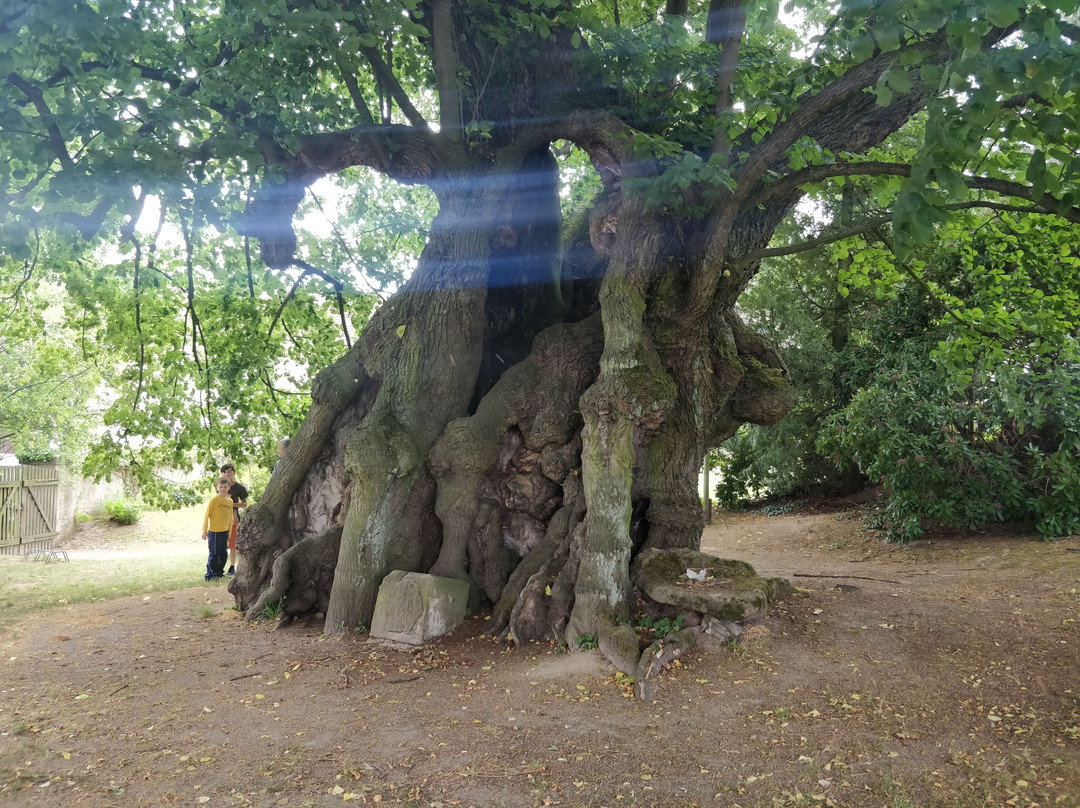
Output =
[{"x1": 2, "y1": 1, "x2": 1078, "y2": 656}]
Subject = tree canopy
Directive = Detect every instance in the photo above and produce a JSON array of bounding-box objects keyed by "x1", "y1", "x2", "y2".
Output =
[{"x1": 3, "y1": 0, "x2": 1079, "y2": 657}]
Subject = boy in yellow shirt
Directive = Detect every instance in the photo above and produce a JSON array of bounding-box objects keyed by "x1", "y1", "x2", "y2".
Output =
[{"x1": 202, "y1": 477, "x2": 234, "y2": 580}]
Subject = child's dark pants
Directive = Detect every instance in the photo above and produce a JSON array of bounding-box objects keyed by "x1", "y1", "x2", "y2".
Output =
[{"x1": 206, "y1": 530, "x2": 229, "y2": 578}]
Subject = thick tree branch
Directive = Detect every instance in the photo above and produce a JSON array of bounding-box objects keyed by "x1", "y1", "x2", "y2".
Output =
[
  {"x1": 358, "y1": 46, "x2": 429, "y2": 129},
  {"x1": 739, "y1": 200, "x2": 1075, "y2": 268},
  {"x1": 4, "y1": 73, "x2": 75, "y2": 169},
  {"x1": 431, "y1": 0, "x2": 462, "y2": 141},
  {"x1": 730, "y1": 39, "x2": 942, "y2": 202},
  {"x1": 707, "y1": 0, "x2": 747, "y2": 166},
  {"x1": 241, "y1": 125, "x2": 445, "y2": 268},
  {"x1": 745, "y1": 160, "x2": 1080, "y2": 222}
]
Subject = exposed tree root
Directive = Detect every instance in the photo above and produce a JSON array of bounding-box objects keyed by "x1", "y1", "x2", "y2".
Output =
[
  {"x1": 245, "y1": 526, "x2": 343, "y2": 623},
  {"x1": 634, "y1": 626, "x2": 699, "y2": 703}
]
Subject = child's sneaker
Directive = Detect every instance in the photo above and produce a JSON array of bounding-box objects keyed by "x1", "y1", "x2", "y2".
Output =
[{"x1": 226, "y1": 566, "x2": 235, "y2": 576}]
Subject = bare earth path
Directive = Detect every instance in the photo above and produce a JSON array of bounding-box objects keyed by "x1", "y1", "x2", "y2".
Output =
[{"x1": 1, "y1": 505, "x2": 1078, "y2": 808}]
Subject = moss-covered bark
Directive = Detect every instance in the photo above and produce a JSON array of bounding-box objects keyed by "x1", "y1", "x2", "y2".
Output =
[
  {"x1": 323, "y1": 196, "x2": 492, "y2": 632},
  {"x1": 241, "y1": 157, "x2": 797, "y2": 658},
  {"x1": 230, "y1": 348, "x2": 371, "y2": 611}
]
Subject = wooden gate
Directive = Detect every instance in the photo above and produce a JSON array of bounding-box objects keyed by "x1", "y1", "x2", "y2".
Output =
[{"x1": 0, "y1": 464, "x2": 60, "y2": 555}]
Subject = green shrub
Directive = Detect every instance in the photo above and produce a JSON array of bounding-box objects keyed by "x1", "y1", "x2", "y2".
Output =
[
  {"x1": 819, "y1": 267, "x2": 1080, "y2": 543},
  {"x1": 17, "y1": 447, "x2": 58, "y2": 463},
  {"x1": 104, "y1": 498, "x2": 142, "y2": 525}
]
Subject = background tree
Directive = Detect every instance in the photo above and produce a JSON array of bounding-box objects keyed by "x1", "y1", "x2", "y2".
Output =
[
  {"x1": 2, "y1": 0, "x2": 1078, "y2": 670},
  {"x1": 820, "y1": 213, "x2": 1080, "y2": 541},
  {"x1": 713, "y1": 202, "x2": 871, "y2": 508},
  {"x1": 0, "y1": 239, "x2": 103, "y2": 466},
  {"x1": 719, "y1": 206, "x2": 1080, "y2": 543}
]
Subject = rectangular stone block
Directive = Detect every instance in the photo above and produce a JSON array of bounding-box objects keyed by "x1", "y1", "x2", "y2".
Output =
[{"x1": 370, "y1": 570, "x2": 470, "y2": 645}]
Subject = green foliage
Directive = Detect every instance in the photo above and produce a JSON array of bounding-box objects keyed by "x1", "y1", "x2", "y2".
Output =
[
  {"x1": 15, "y1": 447, "x2": 58, "y2": 464},
  {"x1": 715, "y1": 210, "x2": 869, "y2": 506},
  {"x1": 260, "y1": 597, "x2": 287, "y2": 621},
  {"x1": 635, "y1": 614, "x2": 684, "y2": 639},
  {"x1": 820, "y1": 215, "x2": 1080, "y2": 542},
  {"x1": 104, "y1": 498, "x2": 142, "y2": 525},
  {"x1": 0, "y1": 2, "x2": 437, "y2": 496},
  {"x1": 0, "y1": 274, "x2": 104, "y2": 467},
  {"x1": 575, "y1": 633, "x2": 598, "y2": 650}
]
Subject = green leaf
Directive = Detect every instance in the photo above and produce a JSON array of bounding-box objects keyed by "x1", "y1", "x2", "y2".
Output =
[
  {"x1": 886, "y1": 69, "x2": 913, "y2": 94},
  {"x1": 985, "y1": 2, "x2": 1021, "y2": 28},
  {"x1": 852, "y1": 34, "x2": 875, "y2": 63}
]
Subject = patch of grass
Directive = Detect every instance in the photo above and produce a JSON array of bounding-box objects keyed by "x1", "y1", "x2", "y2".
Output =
[
  {"x1": 881, "y1": 778, "x2": 915, "y2": 808},
  {"x1": 194, "y1": 603, "x2": 217, "y2": 620},
  {"x1": 0, "y1": 554, "x2": 210, "y2": 631},
  {"x1": 260, "y1": 596, "x2": 287, "y2": 620}
]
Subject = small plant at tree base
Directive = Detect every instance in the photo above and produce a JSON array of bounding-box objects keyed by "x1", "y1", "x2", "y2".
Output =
[
  {"x1": 575, "y1": 633, "x2": 598, "y2": 650},
  {"x1": 259, "y1": 596, "x2": 286, "y2": 620},
  {"x1": 104, "y1": 498, "x2": 141, "y2": 525},
  {"x1": 636, "y1": 614, "x2": 685, "y2": 639},
  {"x1": 353, "y1": 621, "x2": 368, "y2": 635}
]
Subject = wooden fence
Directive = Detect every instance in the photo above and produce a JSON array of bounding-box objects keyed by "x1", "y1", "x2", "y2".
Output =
[{"x1": 0, "y1": 464, "x2": 60, "y2": 555}]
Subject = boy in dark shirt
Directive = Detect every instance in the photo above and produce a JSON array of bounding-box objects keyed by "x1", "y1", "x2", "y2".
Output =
[{"x1": 220, "y1": 463, "x2": 248, "y2": 576}]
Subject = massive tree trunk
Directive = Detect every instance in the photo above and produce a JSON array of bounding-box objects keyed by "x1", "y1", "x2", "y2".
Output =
[
  {"x1": 227, "y1": 3, "x2": 978, "y2": 671},
  {"x1": 231, "y1": 154, "x2": 794, "y2": 653}
]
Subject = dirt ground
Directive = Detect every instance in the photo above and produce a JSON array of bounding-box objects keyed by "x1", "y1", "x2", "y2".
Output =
[{"x1": 1, "y1": 502, "x2": 1079, "y2": 808}]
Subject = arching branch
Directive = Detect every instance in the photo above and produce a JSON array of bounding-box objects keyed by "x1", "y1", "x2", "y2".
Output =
[
  {"x1": 747, "y1": 160, "x2": 1080, "y2": 223},
  {"x1": 739, "y1": 200, "x2": 1075, "y2": 268},
  {"x1": 729, "y1": 38, "x2": 946, "y2": 203}
]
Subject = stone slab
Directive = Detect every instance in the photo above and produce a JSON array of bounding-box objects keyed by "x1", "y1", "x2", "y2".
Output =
[{"x1": 370, "y1": 570, "x2": 470, "y2": 646}]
